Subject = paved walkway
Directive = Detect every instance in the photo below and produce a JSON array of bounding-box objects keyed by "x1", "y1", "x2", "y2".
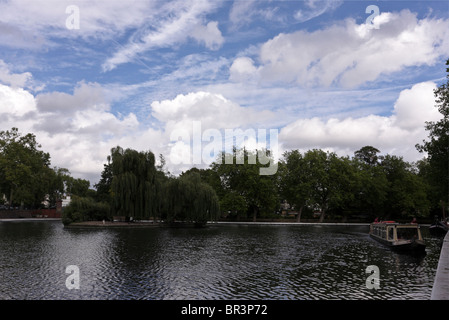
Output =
[{"x1": 431, "y1": 232, "x2": 449, "y2": 300}]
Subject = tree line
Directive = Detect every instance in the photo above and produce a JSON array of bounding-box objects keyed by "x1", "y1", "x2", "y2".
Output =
[
  {"x1": 2, "y1": 60, "x2": 448, "y2": 225},
  {"x1": 62, "y1": 146, "x2": 220, "y2": 225}
]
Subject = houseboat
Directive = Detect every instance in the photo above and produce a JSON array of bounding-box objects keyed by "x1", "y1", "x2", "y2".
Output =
[
  {"x1": 369, "y1": 221, "x2": 426, "y2": 253},
  {"x1": 429, "y1": 216, "x2": 448, "y2": 237}
]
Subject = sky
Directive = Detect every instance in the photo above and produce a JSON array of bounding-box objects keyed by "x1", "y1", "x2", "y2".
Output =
[{"x1": 0, "y1": 0, "x2": 449, "y2": 185}]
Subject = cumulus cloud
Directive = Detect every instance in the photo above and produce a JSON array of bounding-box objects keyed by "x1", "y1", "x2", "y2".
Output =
[
  {"x1": 234, "y1": 10, "x2": 449, "y2": 88},
  {"x1": 2, "y1": 2, "x2": 447, "y2": 184},
  {"x1": 33, "y1": 83, "x2": 140, "y2": 138},
  {"x1": 151, "y1": 91, "x2": 274, "y2": 133},
  {"x1": 279, "y1": 81, "x2": 442, "y2": 160},
  {"x1": 229, "y1": 57, "x2": 259, "y2": 82},
  {"x1": 0, "y1": 84, "x2": 36, "y2": 119},
  {"x1": 392, "y1": 82, "x2": 440, "y2": 130},
  {"x1": 36, "y1": 82, "x2": 106, "y2": 114},
  {"x1": 151, "y1": 91, "x2": 277, "y2": 170},
  {"x1": 0, "y1": 79, "x2": 443, "y2": 182},
  {"x1": 1, "y1": 84, "x2": 278, "y2": 180},
  {"x1": 0, "y1": 81, "x2": 160, "y2": 182}
]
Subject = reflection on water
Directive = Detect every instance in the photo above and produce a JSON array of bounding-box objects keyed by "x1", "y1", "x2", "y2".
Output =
[{"x1": 0, "y1": 220, "x2": 442, "y2": 300}]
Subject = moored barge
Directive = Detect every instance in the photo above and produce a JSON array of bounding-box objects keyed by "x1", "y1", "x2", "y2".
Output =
[
  {"x1": 369, "y1": 221, "x2": 426, "y2": 253},
  {"x1": 429, "y1": 219, "x2": 448, "y2": 237}
]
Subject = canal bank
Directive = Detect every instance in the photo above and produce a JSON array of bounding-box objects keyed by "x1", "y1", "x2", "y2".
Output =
[{"x1": 431, "y1": 232, "x2": 449, "y2": 300}]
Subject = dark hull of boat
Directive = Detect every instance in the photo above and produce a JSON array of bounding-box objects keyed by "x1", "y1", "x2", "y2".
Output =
[
  {"x1": 429, "y1": 224, "x2": 448, "y2": 237},
  {"x1": 370, "y1": 234, "x2": 426, "y2": 254}
]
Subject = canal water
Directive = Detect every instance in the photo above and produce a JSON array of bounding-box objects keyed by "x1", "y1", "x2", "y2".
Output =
[{"x1": 0, "y1": 220, "x2": 443, "y2": 300}]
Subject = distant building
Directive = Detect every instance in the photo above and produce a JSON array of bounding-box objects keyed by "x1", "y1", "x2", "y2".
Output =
[{"x1": 62, "y1": 195, "x2": 72, "y2": 207}]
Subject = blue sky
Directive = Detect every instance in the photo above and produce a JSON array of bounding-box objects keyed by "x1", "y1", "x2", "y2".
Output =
[{"x1": 0, "y1": 0, "x2": 448, "y2": 183}]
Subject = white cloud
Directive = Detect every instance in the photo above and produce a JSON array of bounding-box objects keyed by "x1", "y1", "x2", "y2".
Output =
[
  {"x1": 0, "y1": 81, "x2": 160, "y2": 182},
  {"x1": 151, "y1": 91, "x2": 277, "y2": 171},
  {"x1": 0, "y1": 78, "x2": 443, "y2": 183},
  {"x1": 229, "y1": 57, "x2": 259, "y2": 82},
  {"x1": 1, "y1": 85, "x2": 278, "y2": 181},
  {"x1": 36, "y1": 82, "x2": 106, "y2": 114},
  {"x1": 0, "y1": 60, "x2": 32, "y2": 88},
  {"x1": 151, "y1": 91, "x2": 274, "y2": 131},
  {"x1": 279, "y1": 81, "x2": 442, "y2": 161},
  {"x1": 229, "y1": 0, "x2": 257, "y2": 27},
  {"x1": 33, "y1": 83, "x2": 141, "y2": 138},
  {"x1": 0, "y1": 84, "x2": 36, "y2": 119},
  {"x1": 235, "y1": 10, "x2": 449, "y2": 88},
  {"x1": 392, "y1": 81, "x2": 440, "y2": 130},
  {"x1": 294, "y1": 0, "x2": 343, "y2": 23},
  {"x1": 1, "y1": 2, "x2": 447, "y2": 184},
  {"x1": 190, "y1": 21, "x2": 224, "y2": 50}
]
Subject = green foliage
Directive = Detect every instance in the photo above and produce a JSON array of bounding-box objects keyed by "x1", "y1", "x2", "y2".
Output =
[
  {"x1": 0, "y1": 127, "x2": 104, "y2": 210},
  {"x1": 0, "y1": 127, "x2": 51, "y2": 208},
  {"x1": 46, "y1": 167, "x2": 69, "y2": 207},
  {"x1": 110, "y1": 146, "x2": 159, "y2": 220},
  {"x1": 277, "y1": 147, "x2": 431, "y2": 222},
  {"x1": 163, "y1": 171, "x2": 219, "y2": 224},
  {"x1": 278, "y1": 150, "x2": 312, "y2": 221},
  {"x1": 354, "y1": 146, "x2": 381, "y2": 166},
  {"x1": 351, "y1": 157, "x2": 388, "y2": 217},
  {"x1": 300, "y1": 149, "x2": 358, "y2": 222},
  {"x1": 5, "y1": 72, "x2": 449, "y2": 226},
  {"x1": 211, "y1": 148, "x2": 278, "y2": 221},
  {"x1": 65, "y1": 176, "x2": 91, "y2": 197},
  {"x1": 62, "y1": 196, "x2": 111, "y2": 225},
  {"x1": 219, "y1": 191, "x2": 247, "y2": 220},
  {"x1": 380, "y1": 155, "x2": 430, "y2": 218},
  {"x1": 94, "y1": 157, "x2": 113, "y2": 203}
]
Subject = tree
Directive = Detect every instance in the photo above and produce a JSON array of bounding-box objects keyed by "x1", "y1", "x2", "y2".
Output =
[
  {"x1": 303, "y1": 150, "x2": 357, "y2": 222},
  {"x1": 380, "y1": 155, "x2": 430, "y2": 219},
  {"x1": 211, "y1": 148, "x2": 278, "y2": 221},
  {"x1": 219, "y1": 191, "x2": 247, "y2": 220},
  {"x1": 46, "y1": 167, "x2": 70, "y2": 207},
  {"x1": 354, "y1": 146, "x2": 381, "y2": 166},
  {"x1": 351, "y1": 157, "x2": 388, "y2": 219},
  {"x1": 62, "y1": 195, "x2": 110, "y2": 225},
  {"x1": 0, "y1": 128, "x2": 51, "y2": 208},
  {"x1": 110, "y1": 146, "x2": 159, "y2": 220},
  {"x1": 65, "y1": 176, "x2": 91, "y2": 197},
  {"x1": 279, "y1": 150, "x2": 312, "y2": 222},
  {"x1": 163, "y1": 171, "x2": 219, "y2": 225},
  {"x1": 415, "y1": 158, "x2": 443, "y2": 216},
  {"x1": 350, "y1": 147, "x2": 388, "y2": 219},
  {"x1": 416, "y1": 59, "x2": 449, "y2": 212},
  {"x1": 94, "y1": 156, "x2": 113, "y2": 203}
]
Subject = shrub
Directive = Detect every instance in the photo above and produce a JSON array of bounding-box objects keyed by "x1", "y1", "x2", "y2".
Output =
[{"x1": 62, "y1": 196, "x2": 111, "y2": 225}]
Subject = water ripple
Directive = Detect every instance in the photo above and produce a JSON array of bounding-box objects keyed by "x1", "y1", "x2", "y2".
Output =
[{"x1": 0, "y1": 221, "x2": 441, "y2": 300}]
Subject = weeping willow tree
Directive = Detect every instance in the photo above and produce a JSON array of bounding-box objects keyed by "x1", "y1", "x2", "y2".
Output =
[
  {"x1": 163, "y1": 172, "x2": 219, "y2": 225},
  {"x1": 110, "y1": 146, "x2": 159, "y2": 220}
]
